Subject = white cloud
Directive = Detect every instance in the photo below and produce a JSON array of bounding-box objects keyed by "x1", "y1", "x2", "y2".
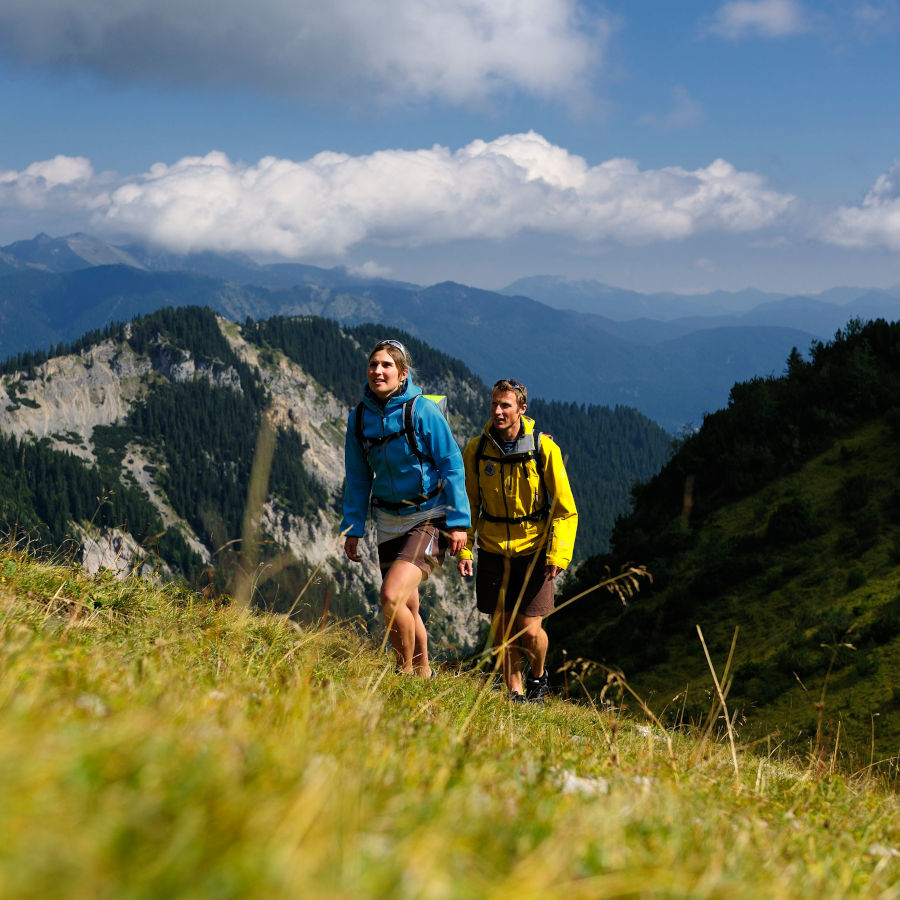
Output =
[
  {"x1": 0, "y1": 156, "x2": 106, "y2": 212},
  {"x1": 347, "y1": 260, "x2": 393, "y2": 279},
  {"x1": 822, "y1": 160, "x2": 900, "y2": 250},
  {"x1": 0, "y1": 134, "x2": 795, "y2": 258},
  {"x1": 0, "y1": 0, "x2": 608, "y2": 106},
  {"x1": 705, "y1": 0, "x2": 810, "y2": 38}
]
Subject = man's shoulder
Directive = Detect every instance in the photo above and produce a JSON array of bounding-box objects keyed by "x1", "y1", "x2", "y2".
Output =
[{"x1": 534, "y1": 428, "x2": 558, "y2": 449}]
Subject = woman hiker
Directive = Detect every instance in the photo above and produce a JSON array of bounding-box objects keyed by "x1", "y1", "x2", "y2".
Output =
[{"x1": 341, "y1": 339, "x2": 471, "y2": 677}]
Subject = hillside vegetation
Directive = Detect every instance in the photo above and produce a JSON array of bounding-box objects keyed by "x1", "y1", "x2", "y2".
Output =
[
  {"x1": 554, "y1": 318, "x2": 900, "y2": 758},
  {"x1": 1, "y1": 548, "x2": 898, "y2": 898}
]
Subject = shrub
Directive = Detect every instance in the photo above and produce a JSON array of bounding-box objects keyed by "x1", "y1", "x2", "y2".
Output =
[
  {"x1": 766, "y1": 496, "x2": 824, "y2": 544},
  {"x1": 836, "y1": 474, "x2": 874, "y2": 518},
  {"x1": 846, "y1": 568, "x2": 867, "y2": 591}
]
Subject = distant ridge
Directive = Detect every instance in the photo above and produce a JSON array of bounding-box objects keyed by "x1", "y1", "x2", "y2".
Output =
[
  {"x1": 2, "y1": 232, "x2": 899, "y2": 430},
  {"x1": 501, "y1": 274, "x2": 787, "y2": 320}
]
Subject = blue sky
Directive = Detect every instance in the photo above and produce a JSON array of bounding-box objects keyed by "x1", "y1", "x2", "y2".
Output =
[{"x1": 2, "y1": 0, "x2": 900, "y2": 296}]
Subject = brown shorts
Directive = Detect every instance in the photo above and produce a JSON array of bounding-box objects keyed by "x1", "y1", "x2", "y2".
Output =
[
  {"x1": 377, "y1": 518, "x2": 447, "y2": 578},
  {"x1": 475, "y1": 549, "x2": 555, "y2": 618}
]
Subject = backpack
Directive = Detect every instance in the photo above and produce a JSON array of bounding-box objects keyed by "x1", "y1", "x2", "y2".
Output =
[
  {"x1": 353, "y1": 394, "x2": 448, "y2": 511},
  {"x1": 472, "y1": 430, "x2": 550, "y2": 525}
]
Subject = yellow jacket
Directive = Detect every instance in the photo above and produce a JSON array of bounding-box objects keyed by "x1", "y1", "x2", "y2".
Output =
[{"x1": 459, "y1": 416, "x2": 577, "y2": 569}]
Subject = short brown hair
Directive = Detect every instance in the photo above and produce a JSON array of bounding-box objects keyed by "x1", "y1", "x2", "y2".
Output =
[{"x1": 492, "y1": 378, "x2": 527, "y2": 405}]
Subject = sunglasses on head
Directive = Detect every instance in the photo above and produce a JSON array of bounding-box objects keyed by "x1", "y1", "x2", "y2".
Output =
[
  {"x1": 373, "y1": 339, "x2": 409, "y2": 363},
  {"x1": 494, "y1": 378, "x2": 524, "y2": 392}
]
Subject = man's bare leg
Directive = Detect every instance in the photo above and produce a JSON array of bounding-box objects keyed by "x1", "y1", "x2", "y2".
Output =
[
  {"x1": 494, "y1": 610, "x2": 525, "y2": 696},
  {"x1": 517, "y1": 614, "x2": 549, "y2": 680}
]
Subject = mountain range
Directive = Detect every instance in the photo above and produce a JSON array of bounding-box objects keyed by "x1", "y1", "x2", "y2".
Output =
[{"x1": 2, "y1": 232, "x2": 899, "y2": 431}]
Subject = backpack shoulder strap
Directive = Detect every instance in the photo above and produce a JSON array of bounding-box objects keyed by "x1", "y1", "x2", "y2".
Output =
[
  {"x1": 473, "y1": 432, "x2": 489, "y2": 465},
  {"x1": 534, "y1": 431, "x2": 545, "y2": 483},
  {"x1": 354, "y1": 402, "x2": 366, "y2": 453},
  {"x1": 403, "y1": 395, "x2": 431, "y2": 463}
]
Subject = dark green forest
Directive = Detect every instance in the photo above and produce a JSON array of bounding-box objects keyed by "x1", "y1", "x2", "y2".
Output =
[
  {"x1": 552, "y1": 318, "x2": 900, "y2": 754},
  {"x1": 0, "y1": 431, "x2": 201, "y2": 573},
  {"x1": 586, "y1": 317, "x2": 900, "y2": 582}
]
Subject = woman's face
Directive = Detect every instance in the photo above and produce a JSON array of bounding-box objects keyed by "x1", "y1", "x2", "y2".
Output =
[{"x1": 367, "y1": 349, "x2": 406, "y2": 399}]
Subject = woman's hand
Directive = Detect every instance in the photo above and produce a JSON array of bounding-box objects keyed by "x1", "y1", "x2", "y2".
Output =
[
  {"x1": 344, "y1": 536, "x2": 361, "y2": 562},
  {"x1": 447, "y1": 529, "x2": 468, "y2": 556}
]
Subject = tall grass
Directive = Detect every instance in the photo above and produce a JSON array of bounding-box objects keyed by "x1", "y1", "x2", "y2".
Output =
[{"x1": 1, "y1": 547, "x2": 899, "y2": 898}]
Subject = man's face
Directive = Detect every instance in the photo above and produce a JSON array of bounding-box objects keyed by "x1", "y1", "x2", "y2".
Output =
[{"x1": 491, "y1": 389, "x2": 525, "y2": 436}]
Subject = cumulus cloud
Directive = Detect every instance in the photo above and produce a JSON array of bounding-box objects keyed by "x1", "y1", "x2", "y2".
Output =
[
  {"x1": 0, "y1": 134, "x2": 795, "y2": 258},
  {"x1": 822, "y1": 160, "x2": 900, "y2": 250},
  {"x1": 0, "y1": 155, "x2": 107, "y2": 213},
  {"x1": 704, "y1": 0, "x2": 810, "y2": 38},
  {"x1": 0, "y1": 0, "x2": 607, "y2": 106},
  {"x1": 347, "y1": 260, "x2": 394, "y2": 279}
]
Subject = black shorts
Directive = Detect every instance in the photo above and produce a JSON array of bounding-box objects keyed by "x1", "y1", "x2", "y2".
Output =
[
  {"x1": 475, "y1": 549, "x2": 554, "y2": 618},
  {"x1": 377, "y1": 518, "x2": 447, "y2": 578}
]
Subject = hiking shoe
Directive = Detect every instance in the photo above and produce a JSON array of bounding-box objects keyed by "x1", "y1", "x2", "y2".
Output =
[
  {"x1": 508, "y1": 691, "x2": 526, "y2": 704},
  {"x1": 526, "y1": 669, "x2": 550, "y2": 703}
]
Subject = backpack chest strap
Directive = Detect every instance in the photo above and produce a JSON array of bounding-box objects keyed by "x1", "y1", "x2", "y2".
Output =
[{"x1": 473, "y1": 431, "x2": 548, "y2": 523}]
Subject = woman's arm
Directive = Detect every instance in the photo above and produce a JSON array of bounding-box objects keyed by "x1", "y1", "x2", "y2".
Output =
[{"x1": 340, "y1": 408, "x2": 373, "y2": 538}]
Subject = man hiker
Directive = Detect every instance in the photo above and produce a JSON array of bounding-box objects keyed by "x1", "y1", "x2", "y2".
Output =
[{"x1": 457, "y1": 379, "x2": 577, "y2": 702}]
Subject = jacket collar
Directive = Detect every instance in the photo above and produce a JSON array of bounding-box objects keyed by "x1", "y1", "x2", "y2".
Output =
[
  {"x1": 362, "y1": 375, "x2": 421, "y2": 414},
  {"x1": 483, "y1": 415, "x2": 537, "y2": 455}
]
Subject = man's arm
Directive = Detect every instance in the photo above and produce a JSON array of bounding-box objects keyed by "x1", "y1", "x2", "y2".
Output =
[
  {"x1": 456, "y1": 436, "x2": 481, "y2": 576},
  {"x1": 542, "y1": 437, "x2": 578, "y2": 571}
]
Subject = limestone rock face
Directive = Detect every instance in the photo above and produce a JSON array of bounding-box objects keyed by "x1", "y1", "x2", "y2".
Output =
[
  {"x1": 77, "y1": 527, "x2": 169, "y2": 581},
  {"x1": 0, "y1": 342, "x2": 149, "y2": 459}
]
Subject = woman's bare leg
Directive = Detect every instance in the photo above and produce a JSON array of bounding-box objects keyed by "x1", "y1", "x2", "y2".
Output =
[
  {"x1": 406, "y1": 589, "x2": 431, "y2": 677},
  {"x1": 380, "y1": 560, "x2": 426, "y2": 674}
]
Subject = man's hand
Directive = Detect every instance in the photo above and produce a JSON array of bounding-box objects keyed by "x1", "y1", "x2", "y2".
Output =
[
  {"x1": 546, "y1": 564, "x2": 561, "y2": 580},
  {"x1": 447, "y1": 529, "x2": 468, "y2": 556},
  {"x1": 457, "y1": 557, "x2": 474, "y2": 578},
  {"x1": 344, "y1": 536, "x2": 361, "y2": 562}
]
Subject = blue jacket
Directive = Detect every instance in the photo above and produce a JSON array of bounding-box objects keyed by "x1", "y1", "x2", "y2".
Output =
[{"x1": 341, "y1": 375, "x2": 471, "y2": 538}]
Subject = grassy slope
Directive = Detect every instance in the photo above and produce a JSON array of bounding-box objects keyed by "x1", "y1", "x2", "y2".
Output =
[
  {"x1": 1, "y1": 550, "x2": 899, "y2": 898},
  {"x1": 574, "y1": 415, "x2": 900, "y2": 762}
]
